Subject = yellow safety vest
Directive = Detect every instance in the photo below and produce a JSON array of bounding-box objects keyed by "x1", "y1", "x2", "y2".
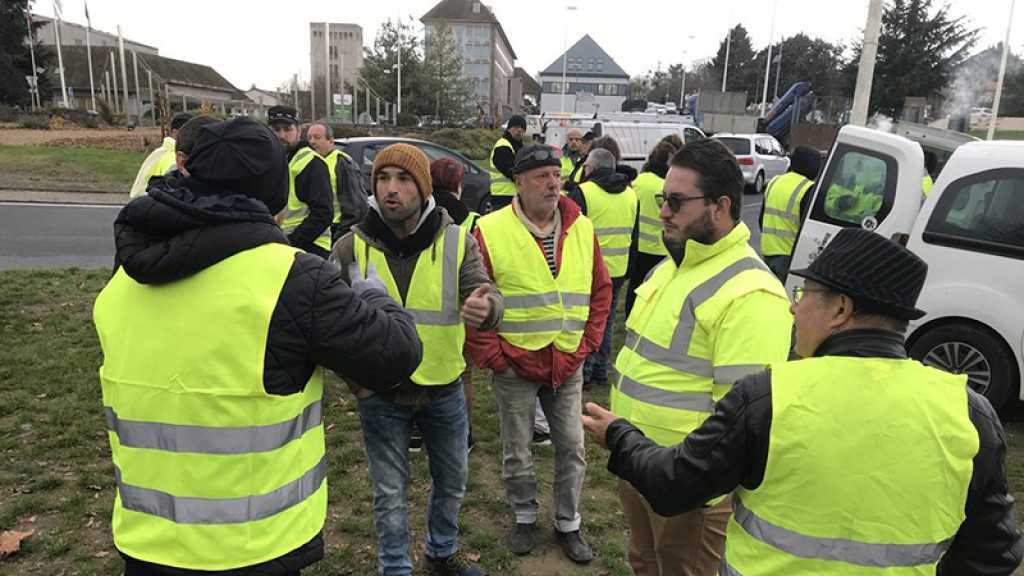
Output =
[
  {"x1": 560, "y1": 155, "x2": 578, "y2": 179},
  {"x1": 461, "y1": 211, "x2": 480, "y2": 233},
  {"x1": 353, "y1": 225, "x2": 466, "y2": 385},
  {"x1": 488, "y1": 137, "x2": 517, "y2": 198},
  {"x1": 922, "y1": 174, "x2": 934, "y2": 198},
  {"x1": 320, "y1": 149, "x2": 353, "y2": 225},
  {"x1": 476, "y1": 205, "x2": 594, "y2": 352},
  {"x1": 611, "y1": 222, "x2": 790, "y2": 446},
  {"x1": 580, "y1": 180, "x2": 637, "y2": 278},
  {"x1": 150, "y1": 137, "x2": 177, "y2": 181},
  {"x1": 282, "y1": 148, "x2": 332, "y2": 252},
  {"x1": 631, "y1": 171, "x2": 667, "y2": 256},
  {"x1": 721, "y1": 357, "x2": 978, "y2": 576},
  {"x1": 761, "y1": 172, "x2": 814, "y2": 257},
  {"x1": 93, "y1": 243, "x2": 326, "y2": 571}
]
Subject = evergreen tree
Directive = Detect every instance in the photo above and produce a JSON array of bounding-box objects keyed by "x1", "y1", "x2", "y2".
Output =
[
  {"x1": 1, "y1": 0, "x2": 54, "y2": 106},
  {"x1": 422, "y1": 20, "x2": 474, "y2": 125}
]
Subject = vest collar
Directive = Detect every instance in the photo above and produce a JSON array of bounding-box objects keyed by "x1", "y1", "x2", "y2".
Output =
[
  {"x1": 812, "y1": 328, "x2": 908, "y2": 359},
  {"x1": 163, "y1": 136, "x2": 175, "y2": 149},
  {"x1": 677, "y1": 221, "x2": 751, "y2": 270}
]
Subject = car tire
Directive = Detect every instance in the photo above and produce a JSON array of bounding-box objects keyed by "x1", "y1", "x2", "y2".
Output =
[
  {"x1": 909, "y1": 322, "x2": 1020, "y2": 410},
  {"x1": 753, "y1": 171, "x2": 766, "y2": 195}
]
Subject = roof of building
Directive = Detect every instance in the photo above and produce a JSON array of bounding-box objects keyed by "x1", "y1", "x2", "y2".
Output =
[
  {"x1": 31, "y1": 14, "x2": 159, "y2": 52},
  {"x1": 56, "y1": 45, "x2": 243, "y2": 98},
  {"x1": 539, "y1": 34, "x2": 628, "y2": 79},
  {"x1": 420, "y1": 0, "x2": 517, "y2": 60}
]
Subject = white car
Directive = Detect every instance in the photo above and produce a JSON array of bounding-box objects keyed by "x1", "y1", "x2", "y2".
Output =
[
  {"x1": 714, "y1": 133, "x2": 790, "y2": 194},
  {"x1": 787, "y1": 125, "x2": 1024, "y2": 409}
]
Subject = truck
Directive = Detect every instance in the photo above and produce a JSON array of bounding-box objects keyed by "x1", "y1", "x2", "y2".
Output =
[{"x1": 786, "y1": 124, "x2": 1024, "y2": 410}]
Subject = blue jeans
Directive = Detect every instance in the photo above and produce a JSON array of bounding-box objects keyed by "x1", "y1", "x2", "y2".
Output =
[
  {"x1": 357, "y1": 384, "x2": 469, "y2": 576},
  {"x1": 584, "y1": 276, "x2": 624, "y2": 383}
]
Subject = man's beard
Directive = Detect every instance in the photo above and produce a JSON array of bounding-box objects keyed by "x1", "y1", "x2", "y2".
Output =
[
  {"x1": 380, "y1": 200, "x2": 421, "y2": 227},
  {"x1": 663, "y1": 208, "x2": 715, "y2": 264}
]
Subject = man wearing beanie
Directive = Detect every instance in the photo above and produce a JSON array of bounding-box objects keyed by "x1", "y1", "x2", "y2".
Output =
[
  {"x1": 585, "y1": 228, "x2": 1023, "y2": 575},
  {"x1": 129, "y1": 111, "x2": 194, "y2": 198},
  {"x1": 331, "y1": 143, "x2": 502, "y2": 576},
  {"x1": 487, "y1": 114, "x2": 527, "y2": 211},
  {"x1": 466, "y1": 143, "x2": 612, "y2": 564},
  {"x1": 94, "y1": 117, "x2": 423, "y2": 576},
  {"x1": 759, "y1": 145, "x2": 822, "y2": 281},
  {"x1": 268, "y1": 105, "x2": 334, "y2": 258}
]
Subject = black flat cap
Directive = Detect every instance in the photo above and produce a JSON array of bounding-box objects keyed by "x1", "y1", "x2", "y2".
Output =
[
  {"x1": 268, "y1": 105, "x2": 299, "y2": 126},
  {"x1": 513, "y1": 144, "x2": 561, "y2": 175}
]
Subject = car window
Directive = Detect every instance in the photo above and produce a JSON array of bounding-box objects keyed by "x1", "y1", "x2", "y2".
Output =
[
  {"x1": 717, "y1": 137, "x2": 750, "y2": 155},
  {"x1": 684, "y1": 128, "x2": 702, "y2": 144},
  {"x1": 362, "y1": 144, "x2": 386, "y2": 168},
  {"x1": 812, "y1": 145, "x2": 896, "y2": 229},
  {"x1": 771, "y1": 139, "x2": 785, "y2": 156},
  {"x1": 755, "y1": 139, "x2": 772, "y2": 156},
  {"x1": 923, "y1": 168, "x2": 1024, "y2": 258}
]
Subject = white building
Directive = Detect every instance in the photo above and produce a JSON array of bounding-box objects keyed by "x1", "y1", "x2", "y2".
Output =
[{"x1": 539, "y1": 35, "x2": 629, "y2": 115}]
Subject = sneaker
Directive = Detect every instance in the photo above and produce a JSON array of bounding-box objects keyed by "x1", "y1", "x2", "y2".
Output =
[
  {"x1": 409, "y1": 432, "x2": 423, "y2": 453},
  {"x1": 531, "y1": 431, "x2": 551, "y2": 446},
  {"x1": 424, "y1": 551, "x2": 486, "y2": 576},
  {"x1": 508, "y1": 522, "x2": 536, "y2": 556},
  {"x1": 555, "y1": 529, "x2": 593, "y2": 564}
]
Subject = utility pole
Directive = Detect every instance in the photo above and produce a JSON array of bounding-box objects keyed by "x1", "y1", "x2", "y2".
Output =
[
  {"x1": 396, "y1": 18, "x2": 402, "y2": 118},
  {"x1": 988, "y1": 0, "x2": 1016, "y2": 140},
  {"x1": 147, "y1": 68, "x2": 155, "y2": 126},
  {"x1": 851, "y1": 0, "x2": 884, "y2": 126},
  {"x1": 721, "y1": 28, "x2": 731, "y2": 92},
  {"x1": 324, "y1": 23, "x2": 331, "y2": 120},
  {"x1": 560, "y1": 5, "x2": 578, "y2": 113},
  {"x1": 759, "y1": 0, "x2": 778, "y2": 117}
]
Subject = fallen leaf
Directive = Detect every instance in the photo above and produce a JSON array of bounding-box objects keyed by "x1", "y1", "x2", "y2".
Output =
[
  {"x1": 466, "y1": 552, "x2": 481, "y2": 562},
  {"x1": 93, "y1": 550, "x2": 109, "y2": 558},
  {"x1": 0, "y1": 529, "x2": 34, "y2": 559},
  {"x1": 86, "y1": 485, "x2": 102, "y2": 491},
  {"x1": 326, "y1": 423, "x2": 335, "y2": 432}
]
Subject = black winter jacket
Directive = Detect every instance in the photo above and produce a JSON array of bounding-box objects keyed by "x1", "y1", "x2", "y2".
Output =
[
  {"x1": 112, "y1": 176, "x2": 422, "y2": 575},
  {"x1": 286, "y1": 142, "x2": 334, "y2": 257},
  {"x1": 491, "y1": 130, "x2": 524, "y2": 180},
  {"x1": 605, "y1": 329, "x2": 1023, "y2": 575}
]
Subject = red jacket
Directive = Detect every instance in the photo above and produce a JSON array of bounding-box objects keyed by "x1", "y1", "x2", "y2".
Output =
[{"x1": 466, "y1": 196, "x2": 612, "y2": 388}]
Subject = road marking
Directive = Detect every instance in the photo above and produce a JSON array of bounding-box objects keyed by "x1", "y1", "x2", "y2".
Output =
[{"x1": 0, "y1": 201, "x2": 122, "y2": 209}]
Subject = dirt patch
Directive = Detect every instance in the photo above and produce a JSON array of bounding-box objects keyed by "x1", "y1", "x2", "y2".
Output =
[{"x1": 0, "y1": 128, "x2": 163, "y2": 152}]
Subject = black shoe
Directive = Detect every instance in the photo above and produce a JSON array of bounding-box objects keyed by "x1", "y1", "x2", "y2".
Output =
[
  {"x1": 508, "y1": 522, "x2": 536, "y2": 556},
  {"x1": 409, "y1": 432, "x2": 423, "y2": 453},
  {"x1": 555, "y1": 529, "x2": 593, "y2": 564},
  {"x1": 531, "y1": 431, "x2": 551, "y2": 446},
  {"x1": 424, "y1": 551, "x2": 486, "y2": 576}
]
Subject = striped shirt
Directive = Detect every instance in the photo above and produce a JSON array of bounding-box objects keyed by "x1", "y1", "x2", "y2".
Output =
[{"x1": 541, "y1": 233, "x2": 558, "y2": 276}]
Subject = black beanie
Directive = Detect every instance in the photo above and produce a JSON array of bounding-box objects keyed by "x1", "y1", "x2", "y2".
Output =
[
  {"x1": 185, "y1": 117, "x2": 289, "y2": 215},
  {"x1": 790, "y1": 146, "x2": 822, "y2": 181}
]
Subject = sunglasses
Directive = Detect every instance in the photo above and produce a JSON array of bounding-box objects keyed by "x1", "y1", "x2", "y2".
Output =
[{"x1": 655, "y1": 193, "x2": 708, "y2": 213}]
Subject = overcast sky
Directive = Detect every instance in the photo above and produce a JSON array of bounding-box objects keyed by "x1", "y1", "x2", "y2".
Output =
[{"x1": 35, "y1": 0, "x2": 1024, "y2": 91}]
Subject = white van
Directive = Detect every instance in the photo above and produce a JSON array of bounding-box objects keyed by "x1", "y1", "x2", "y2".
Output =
[
  {"x1": 787, "y1": 125, "x2": 1024, "y2": 409},
  {"x1": 542, "y1": 120, "x2": 705, "y2": 171}
]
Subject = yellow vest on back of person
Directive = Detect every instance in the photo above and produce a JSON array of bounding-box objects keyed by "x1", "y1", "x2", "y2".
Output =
[
  {"x1": 282, "y1": 148, "x2": 332, "y2": 251},
  {"x1": 476, "y1": 205, "x2": 594, "y2": 352},
  {"x1": 320, "y1": 149, "x2": 353, "y2": 225},
  {"x1": 488, "y1": 137, "x2": 516, "y2": 198},
  {"x1": 631, "y1": 171, "x2": 667, "y2": 256},
  {"x1": 353, "y1": 225, "x2": 466, "y2": 385},
  {"x1": 721, "y1": 356, "x2": 978, "y2": 576},
  {"x1": 922, "y1": 174, "x2": 934, "y2": 198},
  {"x1": 580, "y1": 180, "x2": 637, "y2": 278},
  {"x1": 611, "y1": 223, "x2": 789, "y2": 446},
  {"x1": 761, "y1": 171, "x2": 814, "y2": 257},
  {"x1": 93, "y1": 243, "x2": 326, "y2": 571}
]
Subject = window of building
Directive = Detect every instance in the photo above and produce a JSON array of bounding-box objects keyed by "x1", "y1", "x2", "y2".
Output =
[{"x1": 473, "y1": 2, "x2": 481, "y2": 13}]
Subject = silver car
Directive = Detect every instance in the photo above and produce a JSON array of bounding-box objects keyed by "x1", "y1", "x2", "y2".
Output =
[{"x1": 715, "y1": 133, "x2": 790, "y2": 194}]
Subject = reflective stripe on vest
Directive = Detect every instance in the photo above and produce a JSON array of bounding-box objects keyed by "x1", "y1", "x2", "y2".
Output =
[
  {"x1": 476, "y1": 205, "x2": 593, "y2": 352},
  {"x1": 489, "y1": 137, "x2": 516, "y2": 197},
  {"x1": 354, "y1": 224, "x2": 466, "y2": 384},
  {"x1": 321, "y1": 149, "x2": 352, "y2": 225},
  {"x1": 633, "y1": 172, "x2": 667, "y2": 256},
  {"x1": 93, "y1": 243, "x2": 326, "y2": 571},
  {"x1": 723, "y1": 357, "x2": 978, "y2": 575},
  {"x1": 282, "y1": 148, "x2": 332, "y2": 251},
  {"x1": 580, "y1": 180, "x2": 638, "y2": 278},
  {"x1": 760, "y1": 172, "x2": 812, "y2": 257},
  {"x1": 611, "y1": 227, "x2": 787, "y2": 447}
]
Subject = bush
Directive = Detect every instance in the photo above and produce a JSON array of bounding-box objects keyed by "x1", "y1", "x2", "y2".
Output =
[
  {"x1": 330, "y1": 124, "x2": 371, "y2": 139},
  {"x1": 427, "y1": 127, "x2": 501, "y2": 160},
  {"x1": 397, "y1": 112, "x2": 419, "y2": 127},
  {"x1": 0, "y1": 104, "x2": 20, "y2": 122},
  {"x1": 18, "y1": 114, "x2": 50, "y2": 130}
]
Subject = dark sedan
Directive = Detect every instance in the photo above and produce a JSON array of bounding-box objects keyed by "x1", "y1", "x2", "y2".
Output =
[{"x1": 334, "y1": 137, "x2": 491, "y2": 213}]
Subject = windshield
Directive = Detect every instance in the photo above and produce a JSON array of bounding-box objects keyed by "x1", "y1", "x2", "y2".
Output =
[{"x1": 716, "y1": 137, "x2": 750, "y2": 155}]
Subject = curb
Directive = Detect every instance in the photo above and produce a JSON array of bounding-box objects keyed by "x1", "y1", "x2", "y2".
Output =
[{"x1": 0, "y1": 189, "x2": 128, "y2": 205}]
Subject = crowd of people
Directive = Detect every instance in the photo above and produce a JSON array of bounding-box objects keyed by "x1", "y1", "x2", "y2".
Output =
[{"x1": 94, "y1": 108, "x2": 1024, "y2": 576}]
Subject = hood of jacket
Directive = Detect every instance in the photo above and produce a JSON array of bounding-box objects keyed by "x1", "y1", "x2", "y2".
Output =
[
  {"x1": 588, "y1": 166, "x2": 631, "y2": 194},
  {"x1": 114, "y1": 175, "x2": 287, "y2": 285}
]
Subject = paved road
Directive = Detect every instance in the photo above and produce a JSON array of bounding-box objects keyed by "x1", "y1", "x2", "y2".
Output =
[{"x1": 0, "y1": 197, "x2": 764, "y2": 270}]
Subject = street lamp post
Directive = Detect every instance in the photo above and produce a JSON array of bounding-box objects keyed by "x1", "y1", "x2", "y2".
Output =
[
  {"x1": 760, "y1": 0, "x2": 779, "y2": 117},
  {"x1": 988, "y1": 0, "x2": 1016, "y2": 140},
  {"x1": 560, "y1": 4, "x2": 578, "y2": 113}
]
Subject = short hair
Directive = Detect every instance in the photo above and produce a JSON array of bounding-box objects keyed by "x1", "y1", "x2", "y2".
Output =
[
  {"x1": 309, "y1": 121, "x2": 334, "y2": 140},
  {"x1": 822, "y1": 290, "x2": 910, "y2": 334},
  {"x1": 642, "y1": 141, "x2": 677, "y2": 174},
  {"x1": 669, "y1": 138, "x2": 744, "y2": 221},
  {"x1": 589, "y1": 136, "x2": 621, "y2": 162},
  {"x1": 566, "y1": 128, "x2": 583, "y2": 139},
  {"x1": 170, "y1": 112, "x2": 194, "y2": 132},
  {"x1": 659, "y1": 133, "x2": 684, "y2": 151},
  {"x1": 584, "y1": 148, "x2": 616, "y2": 170},
  {"x1": 430, "y1": 157, "x2": 465, "y2": 193},
  {"x1": 175, "y1": 115, "x2": 220, "y2": 156}
]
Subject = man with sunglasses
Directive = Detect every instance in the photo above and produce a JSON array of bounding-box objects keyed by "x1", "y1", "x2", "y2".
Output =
[
  {"x1": 602, "y1": 138, "x2": 793, "y2": 575},
  {"x1": 584, "y1": 227, "x2": 1023, "y2": 575},
  {"x1": 466, "y1": 144, "x2": 612, "y2": 564}
]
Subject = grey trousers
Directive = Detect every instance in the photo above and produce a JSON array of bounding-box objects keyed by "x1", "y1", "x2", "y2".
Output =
[{"x1": 492, "y1": 367, "x2": 587, "y2": 532}]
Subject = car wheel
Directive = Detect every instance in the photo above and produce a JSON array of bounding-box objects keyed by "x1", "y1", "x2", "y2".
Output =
[
  {"x1": 753, "y1": 171, "x2": 766, "y2": 195},
  {"x1": 909, "y1": 323, "x2": 1020, "y2": 410},
  {"x1": 478, "y1": 193, "x2": 495, "y2": 215}
]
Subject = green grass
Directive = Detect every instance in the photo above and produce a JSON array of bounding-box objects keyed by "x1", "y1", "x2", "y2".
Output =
[
  {"x1": 3, "y1": 268, "x2": 1023, "y2": 575},
  {"x1": 0, "y1": 145, "x2": 145, "y2": 192},
  {"x1": 0, "y1": 269, "x2": 631, "y2": 575},
  {"x1": 968, "y1": 130, "x2": 1024, "y2": 141}
]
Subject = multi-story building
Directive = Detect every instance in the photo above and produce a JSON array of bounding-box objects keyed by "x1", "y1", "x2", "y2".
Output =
[
  {"x1": 539, "y1": 35, "x2": 629, "y2": 115},
  {"x1": 421, "y1": 0, "x2": 517, "y2": 122},
  {"x1": 31, "y1": 14, "x2": 158, "y2": 55},
  {"x1": 309, "y1": 22, "x2": 363, "y2": 119}
]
